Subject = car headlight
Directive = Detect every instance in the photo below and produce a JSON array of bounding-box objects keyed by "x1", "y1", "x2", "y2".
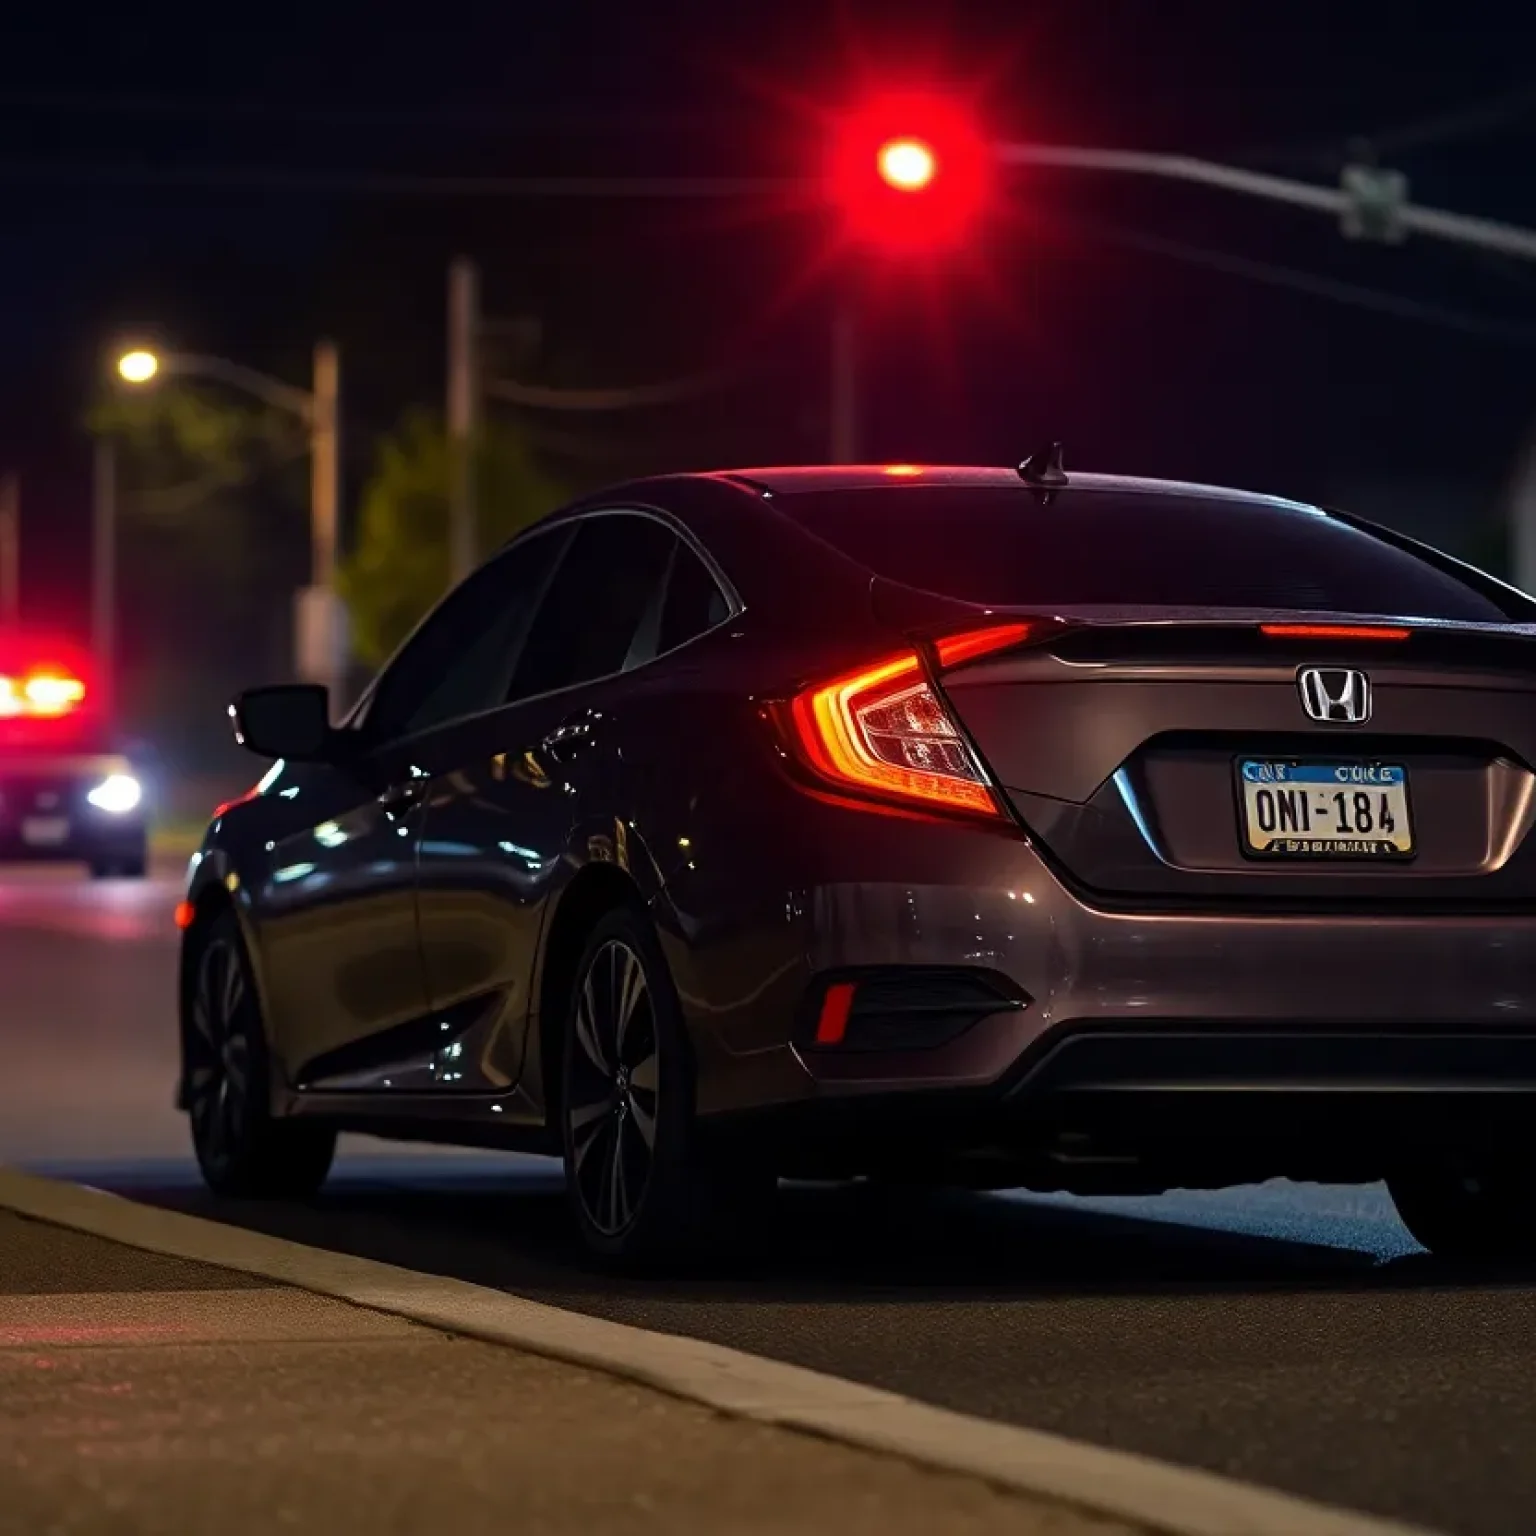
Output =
[{"x1": 87, "y1": 774, "x2": 142, "y2": 814}]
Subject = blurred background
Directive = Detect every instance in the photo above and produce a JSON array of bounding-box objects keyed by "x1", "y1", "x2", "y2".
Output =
[{"x1": 2, "y1": 0, "x2": 1534, "y2": 827}]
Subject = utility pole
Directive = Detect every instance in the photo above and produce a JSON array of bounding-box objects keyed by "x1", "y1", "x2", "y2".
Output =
[
  {"x1": 0, "y1": 473, "x2": 18, "y2": 628},
  {"x1": 91, "y1": 442, "x2": 116, "y2": 721},
  {"x1": 829, "y1": 300, "x2": 858, "y2": 464},
  {"x1": 447, "y1": 257, "x2": 480, "y2": 586},
  {"x1": 296, "y1": 338, "x2": 346, "y2": 713}
]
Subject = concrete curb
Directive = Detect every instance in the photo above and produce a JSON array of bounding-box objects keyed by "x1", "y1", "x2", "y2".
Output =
[{"x1": 0, "y1": 1168, "x2": 1439, "y2": 1536}]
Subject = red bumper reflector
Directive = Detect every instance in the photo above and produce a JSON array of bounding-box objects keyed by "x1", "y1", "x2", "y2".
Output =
[
  {"x1": 173, "y1": 901, "x2": 195, "y2": 931},
  {"x1": 815, "y1": 982, "x2": 858, "y2": 1045}
]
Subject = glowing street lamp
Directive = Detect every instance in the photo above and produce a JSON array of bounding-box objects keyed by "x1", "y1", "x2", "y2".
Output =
[{"x1": 116, "y1": 349, "x2": 160, "y2": 385}]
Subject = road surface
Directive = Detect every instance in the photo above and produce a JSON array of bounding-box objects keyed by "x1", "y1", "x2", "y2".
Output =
[{"x1": 4, "y1": 861, "x2": 1535, "y2": 1536}]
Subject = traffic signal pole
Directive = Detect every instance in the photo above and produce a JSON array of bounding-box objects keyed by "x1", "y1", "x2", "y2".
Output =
[
  {"x1": 993, "y1": 140, "x2": 1536, "y2": 590},
  {"x1": 994, "y1": 143, "x2": 1536, "y2": 262}
]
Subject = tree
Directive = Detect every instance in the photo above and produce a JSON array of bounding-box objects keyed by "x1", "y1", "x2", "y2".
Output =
[{"x1": 340, "y1": 409, "x2": 565, "y2": 666}]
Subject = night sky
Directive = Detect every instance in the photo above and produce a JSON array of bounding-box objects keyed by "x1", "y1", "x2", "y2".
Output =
[{"x1": 4, "y1": 1, "x2": 1536, "y2": 634}]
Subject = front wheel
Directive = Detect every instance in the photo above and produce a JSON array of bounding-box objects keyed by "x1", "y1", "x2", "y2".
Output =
[
  {"x1": 184, "y1": 913, "x2": 336, "y2": 1199},
  {"x1": 560, "y1": 906, "x2": 770, "y2": 1267},
  {"x1": 1389, "y1": 1167, "x2": 1536, "y2": 1261}
]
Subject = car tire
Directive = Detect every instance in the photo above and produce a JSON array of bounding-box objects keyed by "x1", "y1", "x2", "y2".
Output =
[
  {"x1": 1388, "y1": 1168, "x2": 1536, "y2": 1261},
  {"x1": 183, "y1": 912, "x2": 336, "y2": 1199},
  {"x1": 559, "y1": 904, "x2": 769, "y2": 1267}
]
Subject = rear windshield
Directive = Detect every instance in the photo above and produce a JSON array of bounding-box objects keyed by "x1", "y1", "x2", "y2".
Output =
[{"x1": 777, "y1": 487, "x2": 1523, "y2": 623}]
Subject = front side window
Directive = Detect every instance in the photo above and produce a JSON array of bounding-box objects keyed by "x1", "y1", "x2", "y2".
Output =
[{"x1": 361, "y1": 528, "x2": 567, "y2": 744}]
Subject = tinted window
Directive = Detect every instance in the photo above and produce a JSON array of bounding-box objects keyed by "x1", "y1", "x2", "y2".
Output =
[
  {"x1": 364, "y1": 530, "x2": 565, "y2": 742},
  {"x1": 657, "y1": 543, "x2": 731, "y2": 655},
  {"x1": 778, "y1": 487, "x2": 1521, "y2": 623},
  {"x1": 511, "y1": 514, "x2": 675, "y2": 700}
]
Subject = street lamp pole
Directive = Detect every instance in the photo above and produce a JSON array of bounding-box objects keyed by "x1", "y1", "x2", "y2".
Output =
[{"x1": 115, "y1": 344, "x2": 348, "y2": 712}]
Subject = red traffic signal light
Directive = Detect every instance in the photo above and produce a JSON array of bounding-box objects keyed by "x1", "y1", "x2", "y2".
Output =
[
  {"x1": 831, "y1": 93, "x2": 991, "y2": 253},
  {"x1": 877, "y1": 137, "x2": 937, "y2": 192}
]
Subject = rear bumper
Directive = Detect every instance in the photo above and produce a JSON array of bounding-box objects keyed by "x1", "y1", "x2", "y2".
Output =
[{"x1": 674, "y1": 802, "x2": 1536, "y2": 1174}]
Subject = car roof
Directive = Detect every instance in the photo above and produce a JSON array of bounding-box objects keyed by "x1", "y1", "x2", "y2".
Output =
[{"x1": 702, "y1": 464, "x2": 1321, "y2": 514}]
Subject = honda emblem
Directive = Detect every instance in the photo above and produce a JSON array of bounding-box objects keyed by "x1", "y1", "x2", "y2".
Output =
[{"x1": 1297, "y1": 667, "x2": 1371, "y2": 724}]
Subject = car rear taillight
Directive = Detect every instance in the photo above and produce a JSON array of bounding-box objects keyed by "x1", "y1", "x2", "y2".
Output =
[
  {"x1": 787, "y1": 645, "x2": 1006, "y2": 820},
  {"x1": 0, "y1": 670, "x2": 86, "y2": 718}
]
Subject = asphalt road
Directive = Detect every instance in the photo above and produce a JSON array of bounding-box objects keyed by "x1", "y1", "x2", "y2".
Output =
[{"x1": 5, "y1": 861, "x2": 1536, "y2": 1536}]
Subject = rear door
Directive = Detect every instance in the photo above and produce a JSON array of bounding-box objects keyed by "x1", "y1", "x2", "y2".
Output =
[
  {"x1": 412, "y1": 511, "x2": 678, "y2": 1090},
  {"x1": 780, "y1": 481, "x2": 1536, "y2": 907}
]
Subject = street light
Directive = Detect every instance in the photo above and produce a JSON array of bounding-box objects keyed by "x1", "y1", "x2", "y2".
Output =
[
  {"x1": 110, "y1": 342, "x2": 346, "y2": 710},
  {"x1": 116, "y1": 350, "x2": 159, "y2": 385}
]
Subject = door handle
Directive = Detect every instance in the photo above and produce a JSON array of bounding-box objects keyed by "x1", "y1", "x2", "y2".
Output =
[{"x1": 377, "y1": 777, "x2": 428, "y2": 815}]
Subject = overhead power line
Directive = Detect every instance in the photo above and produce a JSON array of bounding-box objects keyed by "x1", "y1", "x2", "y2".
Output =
[{"x1": 0, "y1": 160, "x2": 808, "y2": 197}]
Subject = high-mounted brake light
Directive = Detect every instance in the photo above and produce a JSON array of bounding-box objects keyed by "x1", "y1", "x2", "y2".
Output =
[
  {"x1": 1259, "y1": 624, "x2": 1411, "y2": 641},
  {"x1": 788, "y1": 649, "x2": 1002, "y2": 818},
  {"x1": 0, "y1": 670, "x2": 87, "y2": 718}
]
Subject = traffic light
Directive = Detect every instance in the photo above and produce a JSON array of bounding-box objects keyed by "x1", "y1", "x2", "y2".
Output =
[{"x1": 830, "y1": 92, "x2": 991, "y2": 254}]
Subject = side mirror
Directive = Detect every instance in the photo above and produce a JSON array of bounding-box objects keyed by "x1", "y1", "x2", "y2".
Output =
[{"x1": 229, "y1": 684, "x2": 334, "y2": 763}]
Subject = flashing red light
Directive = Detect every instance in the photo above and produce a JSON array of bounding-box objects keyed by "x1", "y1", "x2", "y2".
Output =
[
  {"x1": 1259, "y1": 624, "x2": 1411, "y2": 641},
  {"x1": 831, "y1": 92, "x2": 992, "y2": 253},
  {"x1": 0, "y1": 669, "x2": 86, "y2": 718},
  {"x1": 787, "y1": 647, "x2": 1002, "y2": 818}
]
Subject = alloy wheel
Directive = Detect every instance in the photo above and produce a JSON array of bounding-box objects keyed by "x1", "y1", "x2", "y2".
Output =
[
  {"x1": 566, "y1": 938, "x2": 660, "y2": 1236},
  {"x1": 187, "y1": 938, "x2": 253, "y2": 1168}
]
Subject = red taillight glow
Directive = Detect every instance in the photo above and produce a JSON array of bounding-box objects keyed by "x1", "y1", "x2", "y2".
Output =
[
  {"x1": 0, "y1": 671, "x2": 86, "y2": 718},
  {"x1": 787, "y1": 650, "x2": 1001, "y2": 818},
  {"x1": 814, "y1": 982, "x2": 857, "y2": 1045},
  {"x1": 1259, "y1": 624, "x2": 1411, "y2": 641},
  {"x1": 173, "y1": 901, "x2": 196, "y2": 931}
]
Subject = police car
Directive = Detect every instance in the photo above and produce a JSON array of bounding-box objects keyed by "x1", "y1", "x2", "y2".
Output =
[{"x1": 0, "y1": 639, "x2": 147, "y2": 878}]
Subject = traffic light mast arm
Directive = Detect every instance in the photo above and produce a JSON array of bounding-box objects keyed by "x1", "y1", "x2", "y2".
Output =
[{"x1": 995, "y1": 141, "x2": 1536, "y2": 263}]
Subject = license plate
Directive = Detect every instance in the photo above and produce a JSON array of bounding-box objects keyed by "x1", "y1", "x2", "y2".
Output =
[
  {"x1": 1238, "y1": 760, "x2": 1413, "y2": 859},
  {"x1": 20, "y1": 816, "x2": 69, "y2": 847}
]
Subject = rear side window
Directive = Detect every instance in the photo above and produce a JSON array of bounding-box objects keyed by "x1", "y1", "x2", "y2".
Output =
[
  {"x1": 511, "y1": 513, "x2": 675, "y2": 700},
  {"x1": 776, "y1": 486, "x2": 1524, "y2": 623},
  {"x1": 657, "y1": 543, "x2": 731, "y2": 655}
]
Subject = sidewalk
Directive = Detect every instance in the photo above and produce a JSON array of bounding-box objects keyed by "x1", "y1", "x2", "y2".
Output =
[{"x1": 0, "y1": 1208, "x2": 1140, "y2": 1536}]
